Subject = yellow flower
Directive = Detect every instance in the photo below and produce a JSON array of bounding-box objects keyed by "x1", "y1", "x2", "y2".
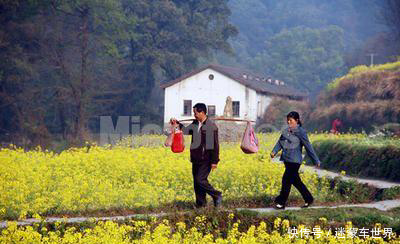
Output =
[
  {"x1": 282, "y1": 219, "x2": 290, "y2": 231},
  {"x1": 319, "y1": 217, "x2": 327, "y2": 223},
  {"x1": 18, "y1": 210, "x2": 27, "y2": 220},
  {"x1": 273, "y1": 217, "x2": 281, "y2": 230},
  {"x1": 32, "y1": 213, "x2": 41, "y2": 220}
]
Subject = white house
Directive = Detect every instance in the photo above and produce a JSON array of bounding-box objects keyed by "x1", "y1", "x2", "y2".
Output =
[{"x1": 160, "y1": 64, "x2": 307, "y2": 127}]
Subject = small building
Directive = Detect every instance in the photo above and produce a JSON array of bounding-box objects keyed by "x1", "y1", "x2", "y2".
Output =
[{"x1": 160, "y1": 64, "x2": 307, "y2": 127}]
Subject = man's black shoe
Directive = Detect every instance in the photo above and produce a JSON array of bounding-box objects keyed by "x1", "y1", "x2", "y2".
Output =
[
  {"x1": 195, "y1": 204, "x2": 206, "y2": 209},
  {"x1": 273, "y1": 203, "x2": 285, "y2": 210},
  {"x1": 301, "y1": 202, "x2": 313, "y2": 208},
  {"x1": 213, "y1": 195, "x2": 222, "y2": 207}
]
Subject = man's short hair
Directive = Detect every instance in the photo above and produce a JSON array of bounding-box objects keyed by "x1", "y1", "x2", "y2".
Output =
[{"x1": 193, "y1": 103, "x2": 207, "y2": 114}]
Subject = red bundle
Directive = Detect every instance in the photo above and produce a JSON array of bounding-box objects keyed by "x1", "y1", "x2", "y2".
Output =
[
  {"x1": 171, "y1": 128, "x2": 184, "y2": 153},
  {"x1": 165, "y1": 126, "x2": 184, "y2": 153}
]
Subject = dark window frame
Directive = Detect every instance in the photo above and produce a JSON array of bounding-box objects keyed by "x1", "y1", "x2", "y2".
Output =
[
  {"x1": 183, "y1": 100, "x2": 192, "y2": 116},
  {"x1": 208, "y1": 105, "x2": 216, "y2": 117},
  {"x1": 232, "y1": 101, "x2": 240, "y2": 117}
]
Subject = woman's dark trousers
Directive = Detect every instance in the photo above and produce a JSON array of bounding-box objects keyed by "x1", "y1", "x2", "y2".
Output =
[
  {"x1": 192, "y1": 162, "x2": 221, "y2": 207},
  {"x1": 275, "y1": 162, "x2": 313, "y2": 206}
]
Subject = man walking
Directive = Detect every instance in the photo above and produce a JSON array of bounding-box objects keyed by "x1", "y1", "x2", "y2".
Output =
[{"x1": 170, "y1": 103, "x2": 222, "y2": 208}]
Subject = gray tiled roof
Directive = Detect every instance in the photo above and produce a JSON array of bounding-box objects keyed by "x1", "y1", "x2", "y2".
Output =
[{"x1": 160, "y1": 64, "x2": 308, "y2": 98}]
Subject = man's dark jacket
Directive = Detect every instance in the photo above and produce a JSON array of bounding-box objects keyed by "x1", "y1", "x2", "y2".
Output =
[{"x1": 178, "y1": 117, "x2": 220, "y2": 164}]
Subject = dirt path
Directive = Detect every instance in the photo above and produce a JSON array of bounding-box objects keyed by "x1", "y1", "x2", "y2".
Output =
[
  {"x1": 237, "y1": 199, "x2": 400, "y2": 213},
  {"x1": 271, "y1": 158, "x2": 400, "y2": 189},
  {"x1": 0, "y1": 212, "x2": 168, "y2": 228},
  {"x1": 1, "y1": 199, "x2": 400, "y2": 229}
]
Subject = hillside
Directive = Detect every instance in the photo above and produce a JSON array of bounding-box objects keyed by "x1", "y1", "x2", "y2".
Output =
[{"x1": 309, "y1": 61, "x2": 400, "y2": 132}]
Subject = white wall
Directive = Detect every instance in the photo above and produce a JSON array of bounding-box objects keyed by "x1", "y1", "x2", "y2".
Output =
[
  {"x1": 256, "y1": 92, "x2": 272, "y2": 119},
  {"x1": 164, "y1": 68, "x2": 265, "y2": 124}
]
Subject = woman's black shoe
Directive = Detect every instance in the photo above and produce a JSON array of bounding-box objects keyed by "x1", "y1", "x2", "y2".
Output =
[{"x1": 213, "y1": 195, "x2": 222, "y2": 208}]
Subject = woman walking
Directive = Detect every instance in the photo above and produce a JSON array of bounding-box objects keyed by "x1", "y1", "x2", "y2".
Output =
[{"x1": 270, "y1": 111, "x2": 321, "y2": 209}]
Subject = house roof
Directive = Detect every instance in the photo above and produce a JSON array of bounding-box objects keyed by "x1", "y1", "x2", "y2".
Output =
[{"x1": 160, "y1": 64, "x2": 308, "y2": 98}]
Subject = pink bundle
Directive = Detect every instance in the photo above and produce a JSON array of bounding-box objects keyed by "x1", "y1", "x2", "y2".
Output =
[
  {"x1": 240, "y1": 121, "x2": 259, "y2": 154},
  {"x1": 164, "y1": 127, "x2": 173, "y2": 147}
]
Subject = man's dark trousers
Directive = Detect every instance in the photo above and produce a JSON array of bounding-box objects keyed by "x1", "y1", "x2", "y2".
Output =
[
  {"x1": 192, "y1": 161, "x2": 221, "y2": 207},
  {"x1": 275, "y1": 162, "x2": 313, "y2": 205}
]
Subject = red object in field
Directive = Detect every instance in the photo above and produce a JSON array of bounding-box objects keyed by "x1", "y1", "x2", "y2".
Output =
[
  {"x1": 331, "y1": 118, "x2": 342, "y2": 134},
  {"x1": 240, "y1": 121, "x2": 259, "y2": 154},
  {"x1": 171, "y1": 128, "x2": 185, "y2": 153}
]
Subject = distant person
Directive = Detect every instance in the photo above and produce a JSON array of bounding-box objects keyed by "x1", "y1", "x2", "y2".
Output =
[
  {"x1": 170, "y1": 103, "x2": 222, "y2": 208},
  {"x1": 331, "y1": 118, "x2": 342, "y2": 134},
  {"x1": 270, "y1": 111, "x2": 321, "y2": 209}
]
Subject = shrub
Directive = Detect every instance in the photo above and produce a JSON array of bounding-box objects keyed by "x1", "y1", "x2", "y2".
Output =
[{"x1": 307, "y1": 139, "x2": 400, "y2": 182}]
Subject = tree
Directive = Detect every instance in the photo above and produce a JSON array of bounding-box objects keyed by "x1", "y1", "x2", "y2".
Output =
[
  {"x1": 38, "y1": 0, "x2": 135, "y2": 144},
  {"x1": 381, "y1": 0, "x2": 400, "y2": 53},
  {"x1": 116, "y1": 0, "x2": 238, "y2": 123},
  {"x1": 217, "y1": 0, "x2": 387, "y2": 99},
  {"x1": 0, "y1": 0, "x2": 54, "y2": 146},
  {"x1": 0, "y1": 0, "x2": 238, "y2": 147},
  {"x1": 250, "y1": 26, "x2": 345, "y2": 98}
]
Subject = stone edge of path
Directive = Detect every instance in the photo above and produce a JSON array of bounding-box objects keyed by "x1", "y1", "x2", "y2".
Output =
[
  {"x1": 0, "y1": 212, "x2": 168, "y2": 229},
  {"x1": 2, "y1": 200, "x2": 400, "y2": 229},
  {"x1": 237, "y1": 199, "x2": 400, "y2": 213}
]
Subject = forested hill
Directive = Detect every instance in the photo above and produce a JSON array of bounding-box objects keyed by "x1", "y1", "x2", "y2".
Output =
[
  {"x1": 218, "y1": 0, "x2": 396, "y2": 98},
  {"x1": 308, "y1": 61, "x2": 400, "y2": 132}
]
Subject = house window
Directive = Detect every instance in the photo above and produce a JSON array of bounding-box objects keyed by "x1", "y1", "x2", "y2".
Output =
[
  {"x1": 183, "y1": 100, "x2": 192, "y2": 116},
  {"x1": 209, "y1": 74, "x2": 214, "y2": 80},
  {"x1": 208, "y1": 105, "x2": 216, "y2": 117},
  {"x1": 232, "y1": 101, "x2": 240, "y2": 117}
]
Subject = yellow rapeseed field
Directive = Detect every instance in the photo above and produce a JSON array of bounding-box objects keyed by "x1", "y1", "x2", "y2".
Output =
[
  {"x1": 2, "y1": 132, "x2": 397, "y2": 243},
  {"x1": 1, "y1": 216, "x2": 398, "y2": 243},
  {"x1": 0, "y1": 133, "x2": 364, "y2": 220}
]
